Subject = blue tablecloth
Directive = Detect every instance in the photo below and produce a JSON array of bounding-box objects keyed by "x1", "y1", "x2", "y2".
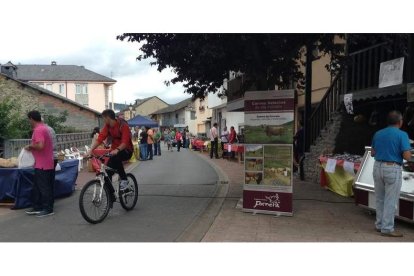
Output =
[{"x1": 0, "y1": 159, "x2": 78, "y2": 209}]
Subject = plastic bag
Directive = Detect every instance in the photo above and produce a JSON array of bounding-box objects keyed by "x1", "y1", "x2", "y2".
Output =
[{"x1": 18, "y1": 148, "x2": 35, "y2": 168}]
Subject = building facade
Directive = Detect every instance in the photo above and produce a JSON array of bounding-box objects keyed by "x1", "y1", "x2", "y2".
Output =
[
  {"x1": 0, "y1": 72, "x2": 102, "y2": 132},
  {"x1": 3, "y1": 61, "x2": 116, "y2": 112},
  {"x1": 151, "y1": 98, "x2": 197, "y2": 134},
  {"x1": 121, "y1": 96, "x2": 169, "y2": 120}
]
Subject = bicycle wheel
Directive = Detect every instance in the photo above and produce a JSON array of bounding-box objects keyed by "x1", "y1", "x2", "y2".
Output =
[
  {"x1": 119, "y1": 173, "x2": 138, "y2": 211},
  {"x1": 79, "y1": 180, "x2": 111, "y2": 224}
]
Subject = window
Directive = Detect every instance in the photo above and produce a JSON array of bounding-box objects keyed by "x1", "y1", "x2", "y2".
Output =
[
  {"x1": 75, "y1": 84, "x2": 88, "y2": 95},
  {"x1": 191, "y1": 111, "x2": 196, "y2": 120},
  {"x1": 59, "y1": 84, "x2": 65, "y2": 95},
  {"x1": 46, "y1": 84, "x2": 53, "y2": 92},
  {"x1": 36, "y1": 83, "x2": 44, "y2": 88}
]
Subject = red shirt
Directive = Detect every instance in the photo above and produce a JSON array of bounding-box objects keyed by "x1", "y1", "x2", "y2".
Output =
[
  {"x1": 175, "y1": 132, "x2": 182, "y2": 141},
  {"x1": 97, "y1": 120, "x2": 133, "y2": 151},
  {"x1": 229, "y1": 130, "x2": 237, "y2": 144},
  {"x1": 31, "y1": 123, "x2": 54, "y2": 170}
]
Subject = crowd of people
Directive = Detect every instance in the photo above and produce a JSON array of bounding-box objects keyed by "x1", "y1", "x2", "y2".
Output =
[{"x1": 130, "y1": 126, "x2": 191, "y2": 160}]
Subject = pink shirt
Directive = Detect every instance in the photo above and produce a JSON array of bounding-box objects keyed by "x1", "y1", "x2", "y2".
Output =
[{"x1": 31, "y1": 123, "x2": 54, "y2": 170}]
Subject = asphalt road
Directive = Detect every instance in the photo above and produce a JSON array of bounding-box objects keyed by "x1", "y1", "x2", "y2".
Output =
[{"x1": 0, "y1": 145, "x2": 219, "y2": 242}]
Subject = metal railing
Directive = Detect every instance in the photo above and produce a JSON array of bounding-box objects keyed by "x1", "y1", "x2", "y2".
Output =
[
  {"x1": 3, "y1": 132, "x2": 92, "y2": 158},
  {"x1": 347, "y1": 42, "x2": 407, "y2": 92},
  {"x1": 309, "y1": 74, "x2": 343, "y2": 146}
]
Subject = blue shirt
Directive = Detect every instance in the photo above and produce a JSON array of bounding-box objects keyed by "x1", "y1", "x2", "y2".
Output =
[{"x1": 372, "y1": 126, "x2": 411, "y2": 164}]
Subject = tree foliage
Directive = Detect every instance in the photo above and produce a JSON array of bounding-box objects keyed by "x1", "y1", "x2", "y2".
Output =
[
  {"x1": 0, "y1": 97, "x2": 72, "y2": 139},
  {"x1": 117, "y1": 33, "x2": 345, "y2": 98}
]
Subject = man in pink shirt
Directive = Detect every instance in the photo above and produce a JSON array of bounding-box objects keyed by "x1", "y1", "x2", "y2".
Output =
[{"x1": 24, "y1": 110, "x2": 55, "y2": 217}]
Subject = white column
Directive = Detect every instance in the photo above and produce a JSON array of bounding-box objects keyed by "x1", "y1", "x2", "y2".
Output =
[{"x1": 111, "y1": 85, "x2": 115, "y2": 110}]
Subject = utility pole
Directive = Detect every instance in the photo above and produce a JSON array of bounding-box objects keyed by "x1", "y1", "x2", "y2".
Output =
[
  {"x1": 408, "y1": 34, "x2": 414, "y2": 83},
  {"x1": 304, "y1": 41, "x2": 313, "y2": 153}
]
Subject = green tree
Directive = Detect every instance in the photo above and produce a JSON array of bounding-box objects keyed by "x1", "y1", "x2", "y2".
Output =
[{"x1": 117, "y1": 33, "x2": 345, "y2": 98}]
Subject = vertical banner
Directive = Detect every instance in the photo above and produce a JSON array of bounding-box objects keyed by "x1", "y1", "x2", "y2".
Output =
[{"x1": 243, "y1": 90, "x2": 294, "y2": 216}]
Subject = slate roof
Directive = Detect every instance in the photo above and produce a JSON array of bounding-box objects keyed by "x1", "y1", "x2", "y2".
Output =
[
  {"x1": 15, "y1": 64, "x2": 116, "y2": 82},
  {"x1": 151, "y1": 98, "x2": 193, "y2": 115}
]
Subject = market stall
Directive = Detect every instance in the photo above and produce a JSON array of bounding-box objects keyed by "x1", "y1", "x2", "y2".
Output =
[
  {"x1": 0, "y1": 159, "x2": 78, "y2": 209},
  {"x1": 354, "y1": 147, "x2": 414, "y2": 223},
  {"x1": 224, "y1": 143, "x2": 245, "y2": 163},
  {"x1": 319, "y1": 154, "x2": 362, "y2": 197}
]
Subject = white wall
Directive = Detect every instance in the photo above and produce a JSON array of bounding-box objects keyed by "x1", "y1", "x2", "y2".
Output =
[{"x1": 208, "y1": 92, "x2": 227, "y2": 109}]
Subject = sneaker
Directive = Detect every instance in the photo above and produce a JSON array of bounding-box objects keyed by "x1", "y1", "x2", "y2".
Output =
[
  {"x1": 381, "y1": 231, "x2": 403, "y2": 237},
  {"x1": 25, "y1": 208, "x2": 42, "y2": 215},
  {"x1": 120, "y1": 180, "x2": 129, "y2": 191},
  {"x1": 36, "y1": 210, "x2": 55, "y2": 218}
]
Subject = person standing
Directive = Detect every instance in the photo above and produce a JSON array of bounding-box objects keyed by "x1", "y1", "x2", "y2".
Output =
[
  {"x1": 185, "y1": 127, "x2": 190, "y2": 149},
  {"x1": 210, "y1": 123, "x2": 219, "y2": 159},
  {"x1": 175, "y1": 130, "x2": 183, "y2": 152},
  {"x1": 293, "y1": 120, "x2": 305, "y2": 179},
  {"x1": 182, "y1": 128, "x2": 187, "y2": 149},
  {"x1": 146, "y1": 126, "x2": 154, "y2": 160},
  {"x1": 228, "y1": 126, "x2": 237, "y2": 159},
  {"x1": 371, "y1": 111, "x2": 411, "y2": 237},
  {"x1": 25, "y1": 111, "x2": 55, "y2": 217},
  {"x1": 139, "y1": 127, "x2": 148, "y2": 161},
  {"x1": 154, "y1": 128, "x2": 162, "y2": 156},
  {"x1": 220, "y1": 126, "x2": 229, "y2": 158}
]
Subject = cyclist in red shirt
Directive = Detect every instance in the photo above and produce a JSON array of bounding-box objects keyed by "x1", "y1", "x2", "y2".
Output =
[{"x1": 88, "y1": 109, "x2": 133, "y2": 198}]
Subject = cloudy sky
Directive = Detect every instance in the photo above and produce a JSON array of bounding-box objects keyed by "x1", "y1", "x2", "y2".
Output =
[{"x1": 0, "y1": 32, "x2": 189, "y2": 105}]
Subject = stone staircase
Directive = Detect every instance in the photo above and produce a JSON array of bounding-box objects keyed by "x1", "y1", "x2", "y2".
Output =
[{"x1": 303, "y1": 111, "x2": 343, "y2": 184}]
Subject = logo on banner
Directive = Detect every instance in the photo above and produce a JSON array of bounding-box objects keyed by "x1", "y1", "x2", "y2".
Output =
[{"x1": 253, "y1": 193, "x2": 281, "y2": 209}]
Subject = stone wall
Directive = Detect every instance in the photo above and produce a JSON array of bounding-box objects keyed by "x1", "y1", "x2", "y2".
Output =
[
  {"x1": 0, "y1": 74, "x2": 101, "y2": 132},
  {"x1": 303, "y1": 112, "x2": 343, "y2": 184}
]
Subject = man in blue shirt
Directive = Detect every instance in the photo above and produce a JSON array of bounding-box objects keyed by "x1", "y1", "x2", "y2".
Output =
[{"x1": 371, "y1": 110, "x2": 411, "y2": 237}]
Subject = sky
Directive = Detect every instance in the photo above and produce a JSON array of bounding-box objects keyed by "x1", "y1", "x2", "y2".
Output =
[{"x1": 0, "y1": 32, "x2": 189, "y2": 105}]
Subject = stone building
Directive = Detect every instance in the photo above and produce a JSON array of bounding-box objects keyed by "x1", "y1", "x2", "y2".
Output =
[{"x1": 0, "y1": 71, "x2": 102, "y2": 132}]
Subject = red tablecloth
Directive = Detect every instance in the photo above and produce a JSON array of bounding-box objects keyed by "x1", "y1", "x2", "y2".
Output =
[
  {"x1": 224, "y1": 144, "x2": 245, "y2": 152},
  {"x1": 318, "y1": 156, "x2": 361, "y2": 188},
  {"x1": 191, "y1": 139, "x2": 206, "y2": 150},
  {"x1": 318, "y1": 156, "x2": 361, "y2": 171}
]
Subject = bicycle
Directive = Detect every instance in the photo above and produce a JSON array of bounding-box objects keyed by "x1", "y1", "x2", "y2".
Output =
[{"x1": 79, "y1": 153, "x2": 138, "y2": 224}]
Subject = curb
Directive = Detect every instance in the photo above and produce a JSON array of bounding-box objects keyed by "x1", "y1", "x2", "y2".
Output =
[
  {"x1": 175, "y1": 151, "x2": 229, "y2": 242},
  {"x1": 125, "y1": 160, "x2": 141, "y2": 173}
]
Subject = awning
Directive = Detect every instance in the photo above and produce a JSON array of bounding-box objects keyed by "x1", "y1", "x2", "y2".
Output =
[
  {"x1": 127, "y1": 115, "x2": 159, "y2": 127},
  {"x1": 341, "y1": 84, "x2": 406, "y2": 101}
]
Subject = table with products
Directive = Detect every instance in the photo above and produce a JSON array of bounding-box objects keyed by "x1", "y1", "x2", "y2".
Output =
[
  {"x1": 319, "y1": 154, "x2": 362, "y2": 197},
  {"x1": 354, "y1": 147, "x2": 414, "y2": 223},
  {"x1": 0, "y1": 159, "x2": 78, "y2": 209},
  {"x1": 224, "y1": 143, "x2": 245, "y2": 163}
]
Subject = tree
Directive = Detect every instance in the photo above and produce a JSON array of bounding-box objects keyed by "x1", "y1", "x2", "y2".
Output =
[
  {"x1": 117, "y1": 34, "x2": 345, "y2": 99},
  {"x1": 0, "y1": 97, "x2": 72, "y2": 140}
]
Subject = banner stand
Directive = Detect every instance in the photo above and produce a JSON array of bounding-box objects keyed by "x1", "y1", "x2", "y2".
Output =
[{"x1": 242, "y1": 90, "x2": 295, "y2": 216}]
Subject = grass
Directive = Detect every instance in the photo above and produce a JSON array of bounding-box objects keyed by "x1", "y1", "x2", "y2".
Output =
[
  {"x1": 245, "y1": 146, "x2": 263, "y2": 158},
  {"x1": 244, "y1": 121, "x2": 294, "y2": 144}
]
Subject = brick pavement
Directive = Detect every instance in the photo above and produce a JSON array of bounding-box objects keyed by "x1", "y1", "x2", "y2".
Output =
[{"x1": 195, "y1": 151, "x2": 414, "y2": 242}]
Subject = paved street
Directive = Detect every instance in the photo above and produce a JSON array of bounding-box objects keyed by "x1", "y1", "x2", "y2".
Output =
[{"x1": 0, "y1": 145, "x2": 219, "y2": 242}]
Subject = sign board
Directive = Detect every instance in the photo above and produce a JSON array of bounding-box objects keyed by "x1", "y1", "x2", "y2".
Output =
[
  {"x1": 379, "y1": 57, "x2": 404, "y2": 88},
  {"x1": 243, "y1": 90, "x2": 294, "y2": 216}
]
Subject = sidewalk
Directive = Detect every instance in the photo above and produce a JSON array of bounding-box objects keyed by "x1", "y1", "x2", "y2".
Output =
[{"x1": 195, "y1": 151, "x2": 414, "y2": 242}]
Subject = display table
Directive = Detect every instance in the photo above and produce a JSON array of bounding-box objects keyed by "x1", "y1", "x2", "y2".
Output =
[
  {"x1": 0, "y1": 159, "x2": 78, "y2": 209},
  {"x1": 224, "y1": 143, "x2": 245, "y2": 163},
  {"x1": 354, "y1": 147, "x2": 414, "y2": 224},
  {"x1": 191, "y1": 138, "x2": 206, "y2": 151},
  {"x1": 319, "y1": 156, "x2": 361, "y2": 197}
]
